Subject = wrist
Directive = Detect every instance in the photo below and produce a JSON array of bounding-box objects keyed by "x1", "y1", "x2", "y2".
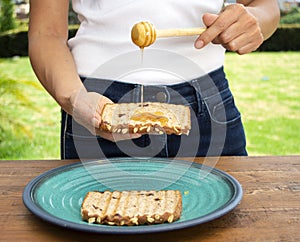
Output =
[
  {"x1": 245, "y1": 6, "x2": 280, "y2": 40},
  {"x1": 56, "y1": 86, "x2": 86, "y2": 115}
]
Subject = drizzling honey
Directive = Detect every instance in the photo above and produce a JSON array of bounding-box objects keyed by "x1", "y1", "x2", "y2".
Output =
[
  {"x1": 140, "y1": 47, "x2": 144, "y2": 106},
  {"x1": 140, "y1": 47, "x2": 144, "y2": 64},
  {"x1": 141, "y1": 84, "x2": 144, "y2": 106}
]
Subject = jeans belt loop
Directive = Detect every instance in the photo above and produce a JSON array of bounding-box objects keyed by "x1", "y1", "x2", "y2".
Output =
[
  {"x1": 134, "y1": 84, "x2": 142, "y2": 103},
  {"x1": 160, "y1": 86, "x2": 170, "y2": 103},
  {"x1": 191, "y1": 79, "x2": 203, "y2": 114}
]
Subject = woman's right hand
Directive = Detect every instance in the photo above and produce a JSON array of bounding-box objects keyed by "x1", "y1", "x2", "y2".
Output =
[{"x1": 70, "y1": 89, "x2": 141, "y2": 142}]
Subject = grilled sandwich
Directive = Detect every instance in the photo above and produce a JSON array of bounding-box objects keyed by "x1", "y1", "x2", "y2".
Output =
[
  {"x1": 81, "y1": 190, "x2": 182, "y2": 226},
  {"x1": 100, "y1": 102, "x2": 191, "y2": 135}
]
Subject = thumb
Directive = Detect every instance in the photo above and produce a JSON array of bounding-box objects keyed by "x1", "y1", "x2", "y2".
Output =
[{"x1": 202, "y1": 13, "x2": 219, "y2": 27}]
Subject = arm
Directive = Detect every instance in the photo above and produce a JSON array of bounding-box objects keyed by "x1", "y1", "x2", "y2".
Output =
[
  {"x1": 28, "y1": 0, "x2": 83, "y2": 115},
  {"x1": 28, "y1": 0, "x2": 139, "y2": 141},
  {"x1": 195, "y1": 0, "x2": 280, "y2": 54}
]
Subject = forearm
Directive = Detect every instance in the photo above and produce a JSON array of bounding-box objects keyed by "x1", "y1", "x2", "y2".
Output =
[
  {"x1": 29, "y1": 35, "x2": 84, "y2": 115},
  {"x1": 239, "y1": 0, "x2": 280, "y2": 40}
]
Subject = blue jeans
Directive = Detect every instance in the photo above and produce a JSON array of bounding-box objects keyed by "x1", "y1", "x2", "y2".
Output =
[{"x1": 61, "y1": 67, "x2": 247, "y2": 159}]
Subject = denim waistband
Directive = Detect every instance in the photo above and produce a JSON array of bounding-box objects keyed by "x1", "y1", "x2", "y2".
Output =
[{"x1": 81, "y1": 66, "x2": 227, "y2": 104}]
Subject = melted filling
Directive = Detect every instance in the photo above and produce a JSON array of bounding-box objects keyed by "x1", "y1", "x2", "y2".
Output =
[{"x1": 130, "y1": 111, "x2": 168, "y2": 126}]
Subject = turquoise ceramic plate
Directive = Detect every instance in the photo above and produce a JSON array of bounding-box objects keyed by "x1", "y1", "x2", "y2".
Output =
[{"x1": 23, "y1": 158, "x2": 242, "y2": 234}]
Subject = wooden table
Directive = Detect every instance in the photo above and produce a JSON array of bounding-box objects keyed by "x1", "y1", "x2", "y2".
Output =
[{"x1": 1, "y1": 156, "x2": 299, "y2": 241}]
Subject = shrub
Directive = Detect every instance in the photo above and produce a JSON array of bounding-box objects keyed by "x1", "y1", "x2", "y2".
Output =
[
  {"x1": 280, "y1": 12, "x2": 300, "y2": 24},
  {"x1": 0, "y1": 0, "x2": 16, "y2": 32},
  {"x1": 0, "y1": 26, "x2": 79, "y2": 57},
  {"x1": 0, "y1": 30, "x2": 28, "y2": 57},
  {"x1": 258, "y1": 25, "x2": 300, "y2": 51}
]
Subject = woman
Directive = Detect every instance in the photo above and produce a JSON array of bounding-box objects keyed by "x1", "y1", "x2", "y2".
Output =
[{"x1": 28, "y1": 0, "x2": 280, "y2": 159}]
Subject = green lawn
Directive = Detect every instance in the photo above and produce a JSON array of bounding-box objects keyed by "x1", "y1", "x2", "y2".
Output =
[
  {"x1": 225, "y1": 52, "x2": 300, "y2": 155},
  {"x1": 0, "y1": 57, "x2": 60, "y2": 159},
  {"x1": 0, "y1": 52, "x2": 299, "y2": 159}
]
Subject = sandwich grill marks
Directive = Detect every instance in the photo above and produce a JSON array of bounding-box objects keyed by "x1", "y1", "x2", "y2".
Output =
[{"x1": 81, "y1": 190, "x2": 182, "y2": 226}]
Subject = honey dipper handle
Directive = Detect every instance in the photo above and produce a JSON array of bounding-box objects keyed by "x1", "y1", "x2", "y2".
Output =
[{"x1": 156, "y1": 27, "x2": 206, "y2": 38}]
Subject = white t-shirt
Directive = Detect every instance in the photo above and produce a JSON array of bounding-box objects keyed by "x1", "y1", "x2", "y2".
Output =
[{"x1": 69, "y1": 0, "x2": 225, "y2": 85}]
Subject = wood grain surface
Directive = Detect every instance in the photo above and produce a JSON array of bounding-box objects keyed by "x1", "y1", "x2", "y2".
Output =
[{"x1": 1, "y1": 156, "x2": 299, "y2": 242}]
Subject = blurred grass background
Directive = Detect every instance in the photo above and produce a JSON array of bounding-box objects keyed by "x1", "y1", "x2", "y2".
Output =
[
  {"x1": 0, "y1": 52, "x2": 299, "y2": 159},
  {"x1": 0, "y1": 57, "x2": 60, "y2": 159},
  {"x1": 225, "y1": 52, "x2": 300, "y2": 155}
]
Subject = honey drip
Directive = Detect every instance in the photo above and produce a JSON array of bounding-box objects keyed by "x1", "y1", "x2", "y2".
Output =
[
  {"x1": 141, "y1": 84, "x2": 144, "y2": 106},
  {"x1": 140, "y1": 47, "x2": 144, "y2": 64},
  {"x1": 140, "y1": 47, "x2": 144, "y2": 106}
]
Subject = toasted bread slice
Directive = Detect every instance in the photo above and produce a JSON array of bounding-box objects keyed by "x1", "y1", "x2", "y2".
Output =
[
  {"x1": 100, "y1": 102, "x2": 191, "y2": 135},
  {"x1": 81, "y1": 190, "x2": 182, "y2": 226}
]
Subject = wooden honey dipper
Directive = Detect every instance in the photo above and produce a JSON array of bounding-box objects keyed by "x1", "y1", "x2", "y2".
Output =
[{"x1": 131, "y1": 21, "x2": 206, "y2": 48}]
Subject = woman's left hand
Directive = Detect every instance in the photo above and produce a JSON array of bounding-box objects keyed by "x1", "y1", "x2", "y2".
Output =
[{"x1": 195, "y1": 3, "x2": 264, "y2": 55}]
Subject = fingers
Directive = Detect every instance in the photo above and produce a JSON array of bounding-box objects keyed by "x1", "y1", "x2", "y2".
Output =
[
  {"x1": 202, "y1": 13, "x2": 219, "y2": 27},
  {"x1": 222, "y1": 27, "x2": 263, "y2": 54},
  {"x1": 91, "y1": 95, "x2": 142, "y2": 142},
  {"x1": 92, "y1": 94, "x2": 112, "y2": 129},
  {"x1": 71, "y1": 90, "x2": 143, "y2": 142},
  {"x1": 195, "y1": 4, "x2": 264, "y2": 54},
  {"x1": 195, "y1": 9, "x2": 238, "y2": 49},
  {"x1": 194, "y1": 13, "x2": 218, "y2": 49},
  {"x1": 92, "y1": 114, "x2": 101, "y2": 127}
]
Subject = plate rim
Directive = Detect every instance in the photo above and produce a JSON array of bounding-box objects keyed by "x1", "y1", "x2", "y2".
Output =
[{"x1": 22, "y1": 157, "x2": 243, "y2": 234}]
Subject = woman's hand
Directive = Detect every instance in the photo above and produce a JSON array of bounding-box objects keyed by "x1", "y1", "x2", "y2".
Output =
[
  {"x1": 70, "y1": 90, "x2": 141, "y2": 142},
  {"x1": 195, "y1": 4, "x2": 264, "y2": 55}
]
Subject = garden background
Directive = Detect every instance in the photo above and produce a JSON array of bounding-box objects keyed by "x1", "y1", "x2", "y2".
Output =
[{"x1": 0, "y1": 1, "x2": 300, "y2": 159}]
